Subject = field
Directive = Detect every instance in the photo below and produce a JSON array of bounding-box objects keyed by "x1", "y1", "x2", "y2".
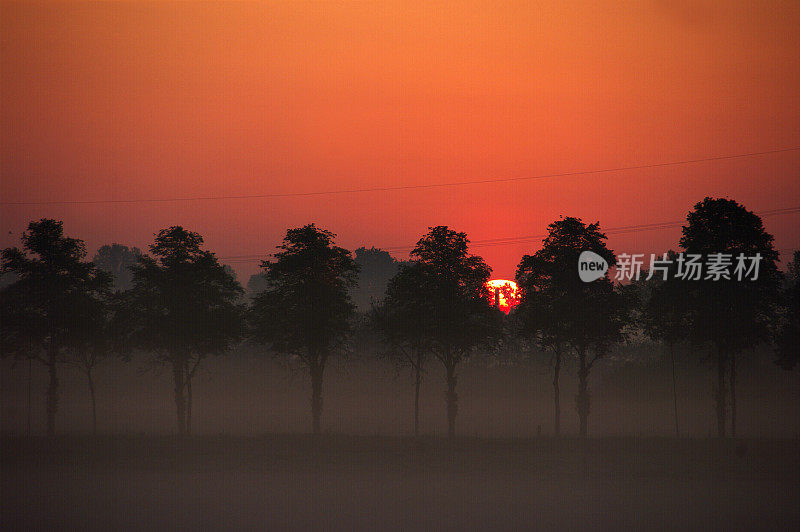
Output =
[{"x1": 2, "y1": 435, "x2": 798, "y2": 530}]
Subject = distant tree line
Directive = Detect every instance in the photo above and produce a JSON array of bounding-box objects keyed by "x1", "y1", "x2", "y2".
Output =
[{"x1": 1, "y1": 197, "x2": 797, "y2": 438}]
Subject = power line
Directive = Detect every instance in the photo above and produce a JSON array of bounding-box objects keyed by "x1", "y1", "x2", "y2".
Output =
[
  {"x1": 2, "y1": 146, "x2": 799, "y2": 206},
  {"x1": 217, "y1": 205, "x2": 800, "y2": 263},
  {"x1": 380, "y1": 206, "x2": 800, "y2": 252}
]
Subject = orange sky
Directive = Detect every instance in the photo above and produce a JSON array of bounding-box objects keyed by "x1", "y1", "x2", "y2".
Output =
[{"x1": 2, "y1": 1, "x2": 799, "y2": 280}]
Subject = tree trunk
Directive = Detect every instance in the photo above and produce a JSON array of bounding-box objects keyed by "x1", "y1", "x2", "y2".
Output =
[
  {"x1": 186, "y1": 374, "x2": 193, "y2": 436},
  {"x1": 576, "y1": 348, "x2": 590, "y2": 438},
  {"x1": 46, "y1": 343, "x2": 59, "y2": 437},
  {"x1": 310, "y1": 363, "x2": 324, "y2": 435},
  {"x1": 445, "y1": 363, "x2": 458, "y2": 438},
  {"x1": 172, "y1": 359, "x2": 187, "y2": 435},
  {"x1": 87, "y1": 367, "x2": 97, "y2": 436},
  {"x1": 553, "y1": 347, "x2": 561, "y2": 437},
  {"x1": 715, "y1": 344, "x2": 727, "y2": 439},
  {"x1": 27, "y1": 357, "x2": 32, "y2": 437},
  {"x1": 730, "y1": 352, "x2": 737, "y2": 439},
  {"x1": 414, "y1": 358, "x2": 422, "y2": 438},
  {"x1": 669, "y1": 343, "x2": 679, "y2": 438}
]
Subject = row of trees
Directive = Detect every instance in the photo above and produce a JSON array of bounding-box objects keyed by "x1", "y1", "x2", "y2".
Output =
[{"x1": 2, "y1": 197, "x2": 798, "y2": 438}]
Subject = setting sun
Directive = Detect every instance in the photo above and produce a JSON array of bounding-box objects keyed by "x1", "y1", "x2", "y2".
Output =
[{"x1": 485, "y1": 279, "x2": 520, "y2": 314}]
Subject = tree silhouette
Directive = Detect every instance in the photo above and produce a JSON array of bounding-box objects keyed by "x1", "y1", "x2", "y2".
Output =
[
  {"x1": 351, "y1": 247, "x2": 402, "y2": 312},
  {"x1": 641, "y1": 250, "x2": 688, "y2": 437},
  {"x1": 65, "y1": 288, "x2": 119, "y2": 435},
  {"x1": 680, "y1": 198, "x2": 780, "y2": 438},
  {"x1": 516, "y1": 217, "x2": 626, "y2": 437},
  {"x1": 93, "y1": 244, "x2": 142, "y2": 291},
  {"x1": 408, "y1": 226, "x2": 498, "y2": 438},
  {"x1": 775, "y1": 251, "x2": 799, "y2": 371},
  {"x1": 0, "y1": 270, "x2": 35, "y2": 434},
  {"x1": 515, "y1": 251, "x2": 571, "y2": 437},
  {"x1": 246, "y1": 272, "x2": 269, "y2": 299},
  {"x1": 376, "y1": 261, "x2": 437, "y2": 437},
  {"x1": 79, "y1": 243, "x2": 142, "y2": 432},
  {"x1": 250, "y1": 224, "x2": 359, "y2": 435},
  {"x1": 0, "y1": 219, "x2": 111, "y2": 436},
  {"x1": 121, "y1": 227, "x2": 244, "y2": 435}
]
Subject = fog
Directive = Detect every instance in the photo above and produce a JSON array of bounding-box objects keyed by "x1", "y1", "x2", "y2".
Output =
[{"x1": 3, "y1": 344, "x2": 798, "y2": 438}]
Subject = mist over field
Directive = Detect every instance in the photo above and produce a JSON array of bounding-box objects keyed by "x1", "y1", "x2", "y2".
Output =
[
  {"x1": 3, "y1": 350, "x2": 800, "y2": 530},
  {"x1": 2, "y1": 344, "x2": 799, "y2": 438}
]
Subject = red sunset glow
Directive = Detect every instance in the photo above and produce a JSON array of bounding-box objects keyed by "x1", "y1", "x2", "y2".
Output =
[
  {"x1": 485, "y1": 279, "x2": 520, "y2": 314},
  {"x1": 1, "y1": 1, "x2": 798, "y2": 277}
]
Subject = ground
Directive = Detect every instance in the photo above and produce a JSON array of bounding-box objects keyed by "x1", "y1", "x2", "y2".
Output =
[{"x1": 2, "y1": 435, "x2": 798, "y2": 530}]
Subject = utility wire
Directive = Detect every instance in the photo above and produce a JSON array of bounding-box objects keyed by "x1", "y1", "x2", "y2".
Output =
[
  {"x1": 218, "y1": 206, "x2": 800, "y2": 263},
  {"x1": 2, "y1": 146, "x2": 798, "y2": 206}
]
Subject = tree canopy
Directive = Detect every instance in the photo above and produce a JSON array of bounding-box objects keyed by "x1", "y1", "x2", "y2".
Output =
[
  {"x1": 250, "y1": 224, "x2": 359, "y2": 434},
  {"x1": 405, "y1": 226, "x2": 499, "y2": 437},
  {"x1": 0, "y1": 219, "x2": 111, "y2": 435},
  {"x1": 351, "y1": 246, "x2": 403, "y2": 312},
  {"x1": 121, "y1": 226, "x2": 244, "y2": 434},
  {"x1": 93, "y1": 243, "x2": 142, "y2": 292},
  {"x1": 775, "y1": 251, "x2": 800, "y2": 370},
  {"x1": 680, "y1": 197, "x2": 781, "y2": 437},
  {"x1": 516, "y1": 217, "x2": 627, "y2": 436}
]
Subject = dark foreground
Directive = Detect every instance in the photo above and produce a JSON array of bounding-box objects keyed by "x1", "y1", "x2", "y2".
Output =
[{"x1": 2, "y1": 435, "x2": 798, "y2": 531}]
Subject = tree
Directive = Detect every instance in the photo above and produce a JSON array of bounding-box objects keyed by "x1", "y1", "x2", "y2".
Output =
[
  {"x1": 0, "y1": 219, "x2": 111, "y2": 436},
  {"x1": 93, "y1": 244, "x2": 142, "y2": 291},
  {"x1": 680, "y1": 198, "x2": 780, "y2": 438},
  {"x1": 407, "y1": 226, "x2": 499, "y2": 438},
  {"x1": 1, "y1": 270, "x2": 35, "y2": 434},
  {"x1": 515, "y1": 252, "x2": 571, "y2": 437},
  {"x1": 775, "y1": 251, "x2": 799, "y2": 371},
  {"x1": 81, "y1": 244, "x2": 142, "y2": 434},
  {"x1": 65, "y1": 288, "x2": 119, "y2": 435},
  {"x1": 121, "y1": 226, "x2": 244, "y2": 435},
  {"x1": 516, "y1": 217, "x2": 626, "y2": 437},
  {"x1": 641, "y1": 251, "x2": 688, "y2": 437},
  {"x1": 351, "y1": 247, "x2": 402, "y2": 312},
  {"x1": 246, "y1": 272, "x2": 269, "y2": 299},
  {"x1": 376, "y1": 261, "x2": 437, "y2": 437},
  {"x1": 250, "y1": 224, "x2": 359, "y2": 435}
]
